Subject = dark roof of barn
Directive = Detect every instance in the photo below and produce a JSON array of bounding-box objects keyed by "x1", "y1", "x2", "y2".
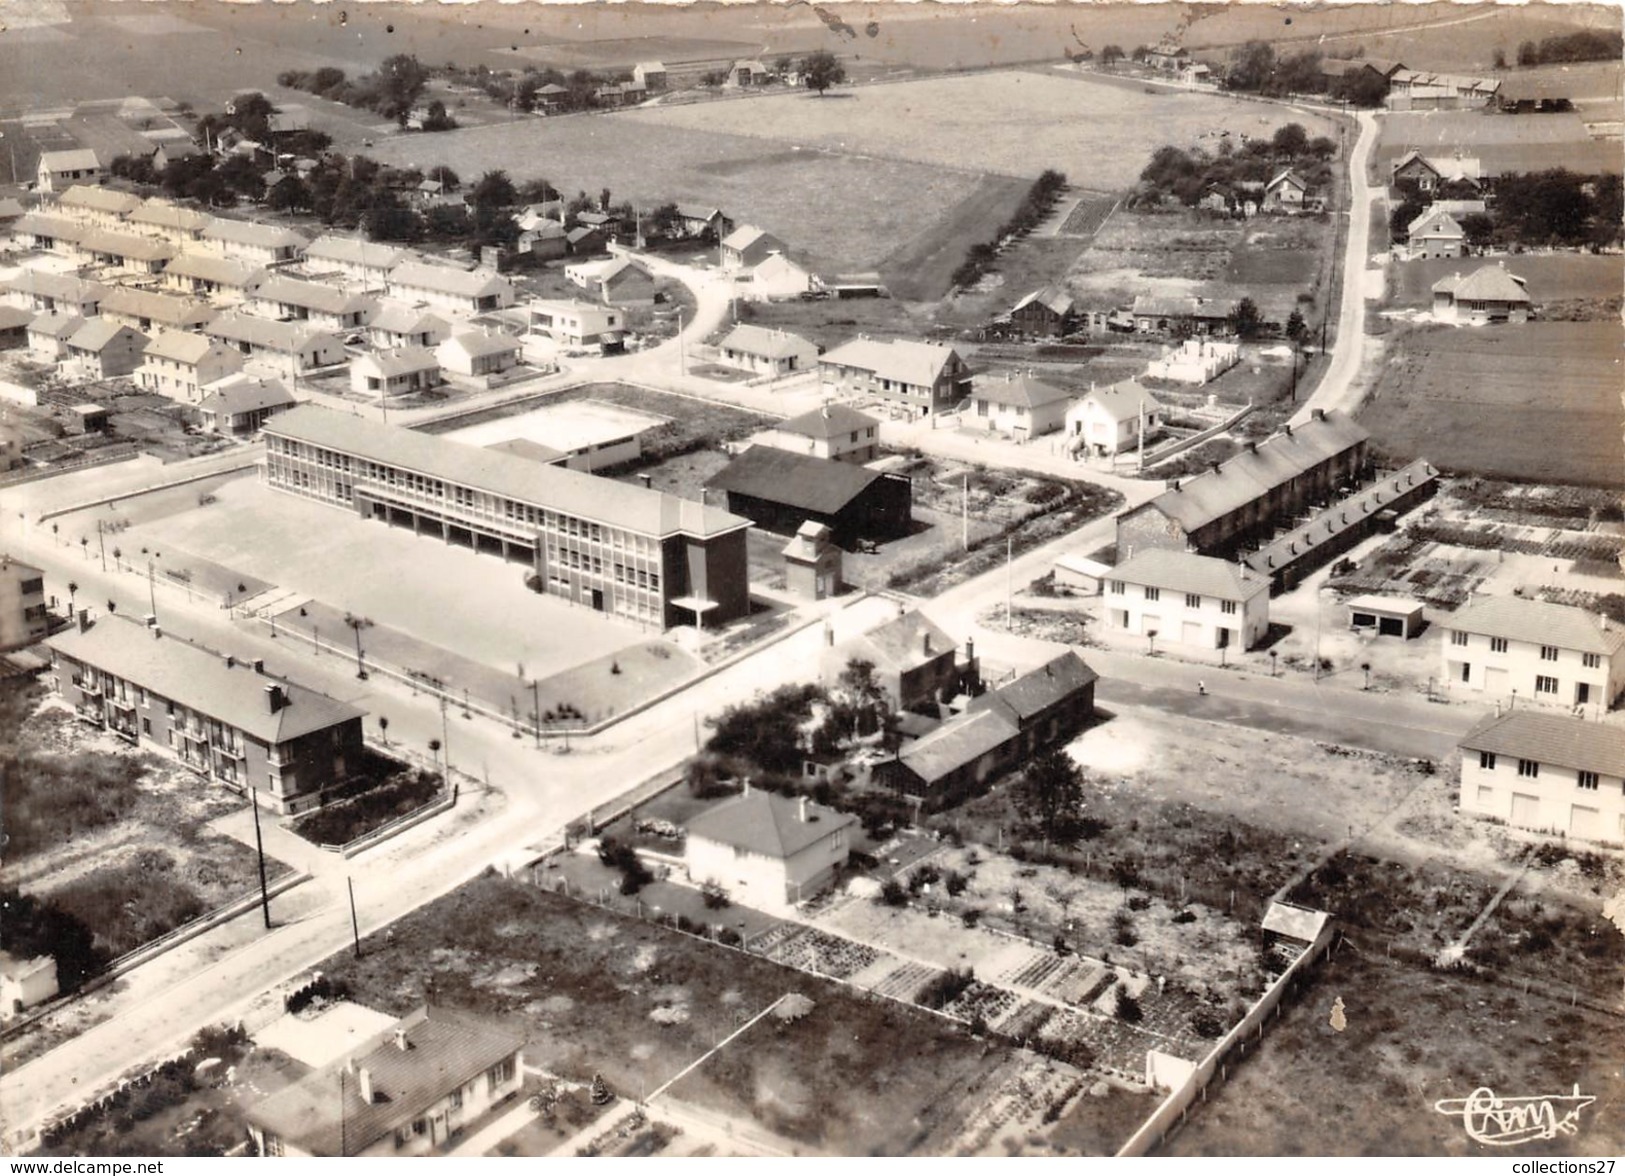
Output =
[{"x1": 706, "y1": 446, "x2": 893, "y2": 516}]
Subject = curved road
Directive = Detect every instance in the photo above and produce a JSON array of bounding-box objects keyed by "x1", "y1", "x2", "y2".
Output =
[{"x1": 1290, "y1": 109, "x2": 1380, "y2": 427}]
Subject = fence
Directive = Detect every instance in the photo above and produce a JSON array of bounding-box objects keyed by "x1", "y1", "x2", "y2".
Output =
[
  {"x1": 1, "y1": 443, "x2": 140, "y2": 488},
  {"x1": 1115, "y1": 921, "x2": 1337, "y2": 1156},
  {"x1": 321, "y1": 789, "x2": 460, "y2": 859},
  {"x1": 1137, "y1": 402, "x2": 1254, "y2": 471}
]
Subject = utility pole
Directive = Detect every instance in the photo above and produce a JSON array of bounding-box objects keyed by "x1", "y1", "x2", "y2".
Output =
[
  {"x1": 1005, "y1": 533, "x2": 1013, "y2": 632},
  {"x1": 531, "y1": 678, "x2": 541, "y2": 750},
  {"x1": 97, "y1": 521, "x2": 107, "y2": 572},
  {"x1": 676, "y1": 308, "x2": 686, "y2": 375},
  {"x1": 250, "y1": 788, "x2": 271, "y2": 929},
  {"x1": 962, "y1": 473, "x2": 969, "y2": 550},
  {"x1": 440, "y1": 694, "x2": 451, "y2": 778},
  {"x1": 147, "y1": 560, "x2": 157, "y2": 620},
  {"x1": 347, "y1": 876, "x2": 362, "y2": 958}
]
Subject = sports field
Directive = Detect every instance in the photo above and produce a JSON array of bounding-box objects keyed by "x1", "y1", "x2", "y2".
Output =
[
  {"x1": 619, "y1": 70, "x2": 1338, "y2": 188},
  {"x1": 1357, "y1": 320, "x2": 1625, "y2": 488}
]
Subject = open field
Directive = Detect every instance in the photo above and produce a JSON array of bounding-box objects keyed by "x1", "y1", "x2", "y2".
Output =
[
  {"x1": 364, "y1": 116, "x2": 987, "y2": 277},
  {"x1": 1356, "y1": 321, "x2": 1625, "y2": 487},
  {"x1": 1390, "y1": 253, "x2": 1622, "y2": 310},
  {"x1": 1162, "y1": 947, "x2": 1625, "y2": 1157},
  {"x1": 621, "y1": 70, "x2": 1337, "y2": 189},
  {"x1": 878, "y1": 174, "x2": 1033, "y2": 302},
  {"x1": 1375, "y1": 110, "x2": 1620, "y2": 177},
  {"x1": 312, "y1": 873, "x2": 1009, "y2": 1154}
]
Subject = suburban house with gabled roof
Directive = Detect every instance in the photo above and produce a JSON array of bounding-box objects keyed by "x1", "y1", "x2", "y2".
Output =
[
  {"x1": 527, "y1": 300, "x2": 621, "y2": 348},
  {"x1": 99, "y1": 286, "x2": 214, "y2": 334},
  {"x1": 1105, "y1": 549, "x2": 1270, "y2": 651},
  {"x1": 48, "y1": 614, "x2": 366, "y2": 813},
  {"x1": 385, "y1": 262, "x2": 515, "y2": 316},
  {"x1": 1065, "y1": 378, "x2": 1164, "y2": 457},
  {"x1": 35, "y1": 148, "x2": 104, "y2": 193},
  {"x1": 685, "y1": 786, "x2": 855, "y2": 912},
  {"x1": 26, "y1": 311, "x2": 86, "y2": 360},
  {"x1": 436, "y1": 331, "x2": 522, "y2": 379},
  {"x1": 1457, "y1": 711, "x2": 1625, "y2": 842},
  {"x1": 968, "y1": 370, "x2": 1073, "y2": 438},
  {"x1": 818, "y1": 336, "x2": 972, "y2": 416},
  {"x1": 201, "y1": 218, "x2": 309, "y2": 265},
  {"x1": 725, "y1": 59, "x2": 768, "y2": 88},
  {"x1": 54, "y1": 184, "x2": 141, "y2": 227},
  {"x1": 197, "y1": 375, "x2": 297, "y2": 436},
  {"x1": 250, "y1": 275, "x2": 376, "y2": 331},
  {"x1": 261, "y1": 404, "x2": 753, "y2": 629},
  {"x1": 1263, "y1": 169, "x2": 1309, "y2": 212},
  {"x1": 1390, "y1": 149, "x2": 1483, "y2": 194},
  {"x1": 1432, "y1": 264, "x2": 1531, "y2": 324},
  {"x1": 967, "y1": 651, "x2": 1098, "y2": 758},
  {"x1": 77, "y1": 227, "x2": 176, "y2": 274},
  {"x1": 138, "y1": 330, "x2": 244, "y2": 402},
  {"x1": 676, "y1": 204, "x2": 731, "y2": 241},
  {"x1": 303, "y1": 236, "x2": 416, "y2": 288},
  {"x1": 719, "y1": 224, "x2": 787, "y2": 272},
  {"x1": 1130, "y1": 293, "x2": 1231, "y2": 335},
  {"x1": 163, "y1": 251, "x2": 266, "y2": 299},
  {"x1": 714, "y1": 323, "x2": 819, "y2": 379},
  {"x1": 567, "y1": 255, "x2": 659, "y2": 306},
  {"x1": 11, "y1": 212, "x2": 90, "y2": 255},
  {"x1": 5, "y1": 271, "x2": 107, "y2": 318},
  {"x1": 0, "y1": 305, "x2": 29, "y2": 350},
  {"x1": 1442, "y1": 595, "x2": 1625, "y2": 711},
  {"x1": 516, "y1": 217, "x2": 567, "y2": 259},
  {"x1": 1406, "y1": 206, "x2": 1466, "y2": 259},
  {"x1": 752, "y1": 402, "x2": 878, "y2": 465},
  {"x1": 739, "y1": 250, "x2": 820, "y2": 301},
  {"x1": 368, "y1": 303, "x2": 450, "y2": 350},
  {"x1": 706, "y1": 445, "x2": 912, "y2": 547},
  {"x1": 1009, "y1": 286, "x2": 1076, "y2": 337},
  {"x1": 1116, "y1": 409, "x2": 1369, "y2": 559},
  {"x1": 821, "y1": 607, "x2": 959, "y2": 710},
  {"x1": 246, "y1": 1005, "x2": 524, "y2": 1155},
  {"x1": 632, "y1": 61, "x2": 668, "y2": 90},
  {"x1": 206, "y1": 313, "x2": 345, "y2": 369},
  {"x1": 350, "y1": 347, "x2": 443, "y2": 397},
  {"x1": 128, "y1": 199, "x2": 211, "y2": 246},
  {"x1": 64, "y1": 319, "x2": 148, "y2": 380}
]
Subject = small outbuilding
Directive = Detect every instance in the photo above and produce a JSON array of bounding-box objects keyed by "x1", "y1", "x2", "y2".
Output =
[
  {"x1": 783, "y1": 521, "x2": 842, "y2": 601},
  {"x1": 1346, "y1": 594, "x2": 1425, "y2": 639}
]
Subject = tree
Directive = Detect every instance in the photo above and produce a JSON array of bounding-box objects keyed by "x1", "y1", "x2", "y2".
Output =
[
  {"x1": 420, "y1": 99, "x2": 457, "y2": 132},
  {"x1": 1285, "y1": 309, "x2": 1307, "y2": 341},
  {"x1": 67, "y1": 581, "x2": 78, "y2": 610},
  {"x1": 267, "y1": 173, "x2": 310, "y2": 213},
  {"x1": 225, "y1": 91, "x2": 277, "y2": 143},
  {"x1": 470, "y1": 168, "x2": 518, "y2": 211},
  {"x1": 645, "y1": 201, "x2": 684, "y2": 241},
  {"x1": 428, "y1": 164, "x2": 462, "y2": 192},
  {"x1": 1306, "y1": 135, "x2": 1337, "y2": 162},
  {"x1": 800, "y1": 50, "x2": 847, "y2": 96},
  {"x1": 0, "y1": 888, "x2": 104, "y2": 993},
  {"x1": 1230, "y1": 296, "x2": 1262, "y2": 339},
  {"x1": 1459, "y1": 212, "x2": 1495, "y2": 250},
  {"x1": 374, "y1": 54, "x2": 430, "y2": 122},
  {"x1": 378, "y1": 716, "x2": 390, "y2": 745},
  {"x1": 1100, "y1": 44, "x2": 1125, "y2": 65},
  {"x1": 110, "y1": 152, "x2": 158, "y2": 185},
  {"x1": 1015, "y1": 749, "x2": 1085, "y2": 843},
  {"x1": 1517, "y1": 40, "x2": 1539, "y2": 66},
  {"x1": 1493, "y1": 47, "x2": 1508, "y2": 70},
  {"x1": 1226, "y1": 41, "x2": 1276, "y2": 92},
  {"x1": 312, "y1": 66, "x2": 347, "y2": 94},
  {"x1": 1271, "y1": 122, "x2": 1308, "y2": 158}
]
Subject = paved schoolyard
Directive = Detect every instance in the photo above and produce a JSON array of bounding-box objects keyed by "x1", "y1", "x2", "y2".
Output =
[{"x1": 112, "y1": 474, "x2": 657, "y2": 686}]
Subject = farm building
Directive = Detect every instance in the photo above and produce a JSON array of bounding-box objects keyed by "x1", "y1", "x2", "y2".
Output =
[
  {"x1": 1008, "y1": 286, "x2": 1076, "y2": 337},
  {"x1": 206, "y1": 314, "x2": 345, "y2": 370},
  {"x1": 1144, "y1": 338, "x2": 1239, "y2": 384},
  {"x1": 436, "y1": 332, "x2": 522, "y2": 379},
  {"x1": 685, "y1": 787, "x2": 856, "y2": 912},
  {"x1": 1143, "y1": 47, "x2": 1190, "y2": 72},
  {"x1": 1442, "y1": 595, "x2": 1625, "y2": 712},
  {"x1": 250, "y1": 275, "x2": 376, "y2": 331},
  {"x1": 1388, "y1": 70, "x2": 1499, "y2": 110},
  {"x1": 820, "y1": 607, "x2": 959, "y2": 711},
  {"x1": 1406, "y1": 207, "x2": 1466, "y2": 259},
  {"x1": 714, "y1": 324, "x2": 820, "y2": 379},
  {"x1": 1346, "y1": 595, "x2": 1425, "y2": 639},
  {"x1": 262, "y1": 405, "x2": 753, "y2": 629},
  {"x1": 384, "y1": 262, "x2": 515, "y2": 317},
  {"x1": 705, "y1": 445, "x2": 912, "y2": 547},
  {"x1": 1104, "y1": 549, "x2": 1270, "y2": 651},
  {"x1": 197, "y1": 376, "x2": 298, "y2": 436},
  {"x1": 349, "y1": 348, "x2": 443, "y2": 397},
  {"x1": 566, "y1": 256, "x2": 659, "y2": 306},
  {"x1": 99, "y1": 286, "x2": 215, "y2": 334},
  {"x1": 818, "y1": 336, "x2": 972, "y2": 416},
  {"x1": 1116, "y1": 409, "x2": 1369, "y2": 560},
  {"x1": 35, "y1": 149, "x2": 105, "y2": 193},
  {"x1": 368, "y1": 303, "x2": 451, "y2": 350},
  {"x1": 48, "y1": 614, "x2": 366, "y2": 814},
  {"x1": 1242, "y1": 459, "x2": 1439, "y2": 593},
  {"x1": 201, "y1": 218, "x2": 310, "y2": 266},
  {"x1": 0, "y1": 555, "x2": 48, "y2": 650},
  {"x1": 632, "y1": 61, "x2": 668, "y2": 91},
  {"x1": 1064, "y1": 379, "x2": 1164, "y2": 457},
  {"x1": 565, "y1": 226, "x2": 607, "y2": 256},
  {"x1": 516, "y1": 219, "x2": 567, "y2": 260},
  {"x1": 969, "y1": 651, "x2": 1097, "y2": 756},
  {"x1": 63, "y1": 319, "x2": 148, "y2": 381},
  {"x1": 1262, "y1": 169, "x2": 1309, "y2": 212},
  {"x1": 783, "y1": 521, "x2": 842, "y2": 601},
  {"x1": 675, "y1": 204, "x2": 731, "y2": 240},
  {"x1": 1130, "y1": 294, "x2": 1231, "y2": 335},
  {"x1": 967, "y1": 371, "x2": 1073, "y2": 439},
  {"x1": 752, "y1": 402, "x2": 879, "y2": 465},
  {"x1": 138, "y1": 330, "x2": 245, "y2": 403},
  {"x1": 725, "y1": 59, "x2": 769, "y2": 88},
  {"x1": 163, "y1": 251, "x2": 266, "y2": 300},
  {"x1": 1457, "y1": 710, "x2": 1625, "y2": 842},
  {"x1": 1390, "y1": 150, "x2": 1483, "y2": 194},
  {"x1": 719, "y1": 225, "x2": 787, "y2": 271},
  {"x1": 1431, "y1": 265, "x2": 1531, "y2": 324},
  {"x1": 527, "y1": 300, "x2": 621, "y2": 348},
  {"x1": 0, "y1": 953, "x2": 57, "y2": 1020},
  {"x1": 246, "y1": 1006, "x2": 524, "y2": 1156}
]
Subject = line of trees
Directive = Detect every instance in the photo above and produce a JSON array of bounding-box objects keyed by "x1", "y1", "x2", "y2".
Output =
[
  {"x1": 1393, "y1": 169, "x2": 1623, "y2": 251},
  {"x1": 952, "y1": 169, "x2": 1068, "y2": 290},
  {"x1": 277, "y1": 54, "x2": 430, "y2": 126},
  {"x1": 1133, "y1": 123, "x2": 1334, "y2": 209},
  {"x1": 1224, "y1": 42, "x2": 1388, "y2": 107},
  {"x1": 1507, "y1": 30, "x2": 1623, "y2": 68}
]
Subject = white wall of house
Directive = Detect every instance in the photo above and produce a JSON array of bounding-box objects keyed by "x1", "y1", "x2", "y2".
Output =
[
  {"x1": 1065, "y1": 399, "x2": 1159, "y2": 456},
  {"x1": 1442, "y1": 630, "x2": 1624, "y2": 711},
  {"x1": 1105, "y1": 579, "x2": 1269, "y2": 650},
  {"x1": 753, "y1": 424, "x2": 877, "y2": 464},
  {"x1": 1460, "y1": 753, "x2": 1625, "y2": 842},
  {"x1": 969, "y1": 396, "x2": 1070, "y2": 438},
  {"x1": 686, "y1": 829, "x2": 850, "y2": 912},
  {"x1": 139, "y1": 348, "x2": 244, "y2": 403}
]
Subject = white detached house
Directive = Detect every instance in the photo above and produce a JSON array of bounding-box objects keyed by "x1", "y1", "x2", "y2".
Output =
[
  {"x1": 684, "y1": 787, "x2": 855, "y2": 913},
  {"x1": 1458, "y1": 710, "x2": 1625, "y2": 843}
]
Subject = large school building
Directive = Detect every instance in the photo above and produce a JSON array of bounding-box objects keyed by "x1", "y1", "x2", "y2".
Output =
[{"x1": 261, "y1": 405, "x2": 752, "y2": 628}]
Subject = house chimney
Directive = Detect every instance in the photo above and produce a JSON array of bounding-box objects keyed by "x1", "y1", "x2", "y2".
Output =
[
  {"x1": 265, "y1": 683, "x2": 286, "y2": 713},
  {"x1": 358, "y1": 1067, "x2": 374, "y2": 1105},
  {"x1": 253, "y1": 658, "x2": 265, "y2": 674},
  {"x1": 1312, "y1": 408, "x2": 1326, "y2": 422},
  {"x1": 798, "y1": 796, "x2": 808, "y2": 822},
  {"x1": 1245, "y1": 441, "x2": 1258, "y2": 454},
  {"x1": 1208, "y1": 461, "x2": 1222, "y2": 476},
  {"x1": 77, "y1": 608, "x2": 91, "y2": 633},
  {"x1": 824, "y1": 622, "x2": 834, "y2": 647},
  {"x1": 638, "y1": 473, "x2": 652, "y2": 489},
  {"x1": 699, "y1": 487, "x2": 708, "y2": 505},
  {"x1": 225, "y1": 653, "x2": 236, "y2": 669},
  {"x1": 742, "y1": 777, "x2": 751, "y2": 796},
  {"x1": 394, "y1": 1028, "x2": 409, "y2": 1051},
  {"x1": 1283, "y1": 423, "x2": 1293, "y2": 437},
  {"x1": 921, "y1": 630, "x2": 932, "y2": 656}
]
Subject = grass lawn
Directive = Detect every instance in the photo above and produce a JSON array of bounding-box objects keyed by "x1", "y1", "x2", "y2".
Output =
[
  {"x1": 1161, "y1": 947, "x2": 1625, "y2": 1157},
  {"x1": 732, "y1": 297, "x2": 942, "y2": 353},
  {"x1": 880, "y1": 173, "x2": 1035, "y2": 302},
  {"x1": 1356, "y1": 321, "x2": 1625, "y2": 487},
  {"x1": 288, "y1": 748, "x2": 443, "y2": 848},
  {"x1": 310, "y1": 873, "x2": 1008, "y2": 1155},
  {"x1": 1390, "y1": 253, "x2": 1622, "y2": 312},
  {"x1": 1375, "y1": 108, "x2": 1619, "y2": 178}
]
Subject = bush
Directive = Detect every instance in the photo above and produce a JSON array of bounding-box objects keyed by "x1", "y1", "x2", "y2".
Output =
[
  {"x1": 915, "y1": 965, "x2": 975, "y2": 1010},
  {"x1": 879, "y1": 878, "x2": 908, "y2": 907},
  {"x1": 1115, "y1": 990, "x2": 1143, "y2": 1023},
  {"x1": 700, "y1": 881, "x2": 731, "y2": 910},
  {"x1": 597, "y1": 836, "x2": 654, "y2": 896}
]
